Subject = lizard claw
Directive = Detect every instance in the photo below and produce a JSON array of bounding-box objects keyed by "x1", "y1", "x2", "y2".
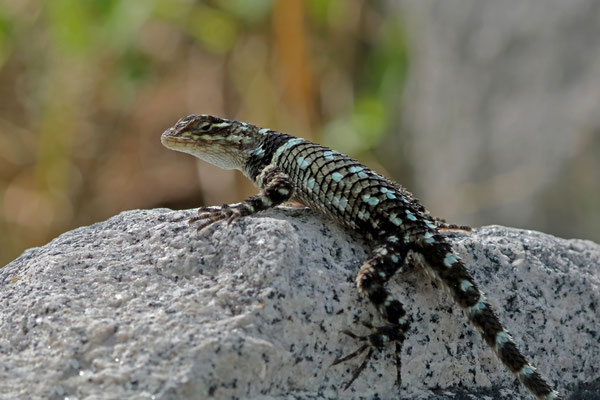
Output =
[
  {"x1": 192, "y1": 212, "x2": 216, "y2": 221},
  {"x1": 226, "y1": 211, "x2": 241, "y2": 227},
  {"x1": 189, "y1": 215, "x2": 224, "y2": 232},
  {"x1": 331, "y1": 345, "x2": 374, "y2": 391}
]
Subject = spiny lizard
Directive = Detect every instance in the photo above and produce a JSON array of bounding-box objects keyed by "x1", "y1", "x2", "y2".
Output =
[{"x1": 161, "y1": 114, "x2": 563, "y2": 400}]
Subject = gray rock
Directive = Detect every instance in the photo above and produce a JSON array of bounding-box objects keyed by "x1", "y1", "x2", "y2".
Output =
[
  {"x1": 390, "y1": 0, "x2": 600, "y2": 242},
  {"x1": 0, "y1": 208, "x2": 598, "y2": 399}
]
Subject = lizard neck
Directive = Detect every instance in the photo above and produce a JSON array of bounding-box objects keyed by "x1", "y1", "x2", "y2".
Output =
[{"x1": 243, "y1": 131, "x2": 296, "y2": 182}]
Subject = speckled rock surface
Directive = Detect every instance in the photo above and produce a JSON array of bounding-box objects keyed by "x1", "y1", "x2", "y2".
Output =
[{"x1": 0, "y1": 208, "x2": 598, "y2": 400}]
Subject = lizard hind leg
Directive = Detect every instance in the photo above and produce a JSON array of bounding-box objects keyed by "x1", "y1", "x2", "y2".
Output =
[
  {"x1": 332, "y1": 283, "x2": 410, "y2": 390},
  {"x1": 332, "y1": 240, "x2": 410, "y2": 389}
]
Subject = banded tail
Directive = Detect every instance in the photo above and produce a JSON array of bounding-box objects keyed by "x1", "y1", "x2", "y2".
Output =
[{"x1": 416, "y1": 237, "x2": 562, "y2": 400}]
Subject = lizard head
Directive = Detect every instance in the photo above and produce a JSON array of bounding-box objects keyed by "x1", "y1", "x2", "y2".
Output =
[{"x1": 161, "y1": 114, "x2": 262, "y2": 170}]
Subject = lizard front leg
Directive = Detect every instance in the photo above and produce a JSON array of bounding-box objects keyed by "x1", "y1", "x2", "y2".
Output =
[{"x1": 190, "y1": 165, "x2": 294, "y2": 231}]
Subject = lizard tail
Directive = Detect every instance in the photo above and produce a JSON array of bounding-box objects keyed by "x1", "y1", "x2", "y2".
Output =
[{"x1": 415, "y1": 239, "x2": 562, "y2": 400}]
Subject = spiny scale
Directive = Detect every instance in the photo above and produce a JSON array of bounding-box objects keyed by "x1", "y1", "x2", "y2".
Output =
[{"x1": 161, "y1": 114, "x2": 563, "y2": 400}]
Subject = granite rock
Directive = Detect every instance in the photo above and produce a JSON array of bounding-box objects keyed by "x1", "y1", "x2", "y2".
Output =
[{"x1": 1, "y1": 208, "x2": 598, "y2": 399}]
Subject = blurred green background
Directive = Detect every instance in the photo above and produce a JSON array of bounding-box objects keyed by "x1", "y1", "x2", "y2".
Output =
[
  {"x1": 0, "y1": 0, "x2": 410, "y2": 266},
  {"x1": 0, "y1": 0, "x2": 598, "y2": 267}
]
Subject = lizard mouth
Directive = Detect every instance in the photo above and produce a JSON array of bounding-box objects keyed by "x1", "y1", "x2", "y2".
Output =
[
  {"x1": 160, "y1": 127, "x2": 199, "y2": 150},
  {"x1": 160, "y1": 126, "x2": 245, "y2": 170}
]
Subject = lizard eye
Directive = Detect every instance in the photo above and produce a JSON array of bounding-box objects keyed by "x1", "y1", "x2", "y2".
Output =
[{"x1": 197, "y1": 123, "x2": 212, "y2": 132}]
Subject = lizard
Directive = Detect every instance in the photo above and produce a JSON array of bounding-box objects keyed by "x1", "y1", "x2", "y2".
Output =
[{"x1": 160, "y1": 114, "x2": 563, "y2": 400}]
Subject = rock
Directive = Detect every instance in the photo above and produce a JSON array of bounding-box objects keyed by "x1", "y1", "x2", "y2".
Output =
[
  {"x1": 0, "y1": 208, "x2": 598, "y2": 399},
  {"x1": 389, "y1": 0, "x2": 600, "y2": 242}
]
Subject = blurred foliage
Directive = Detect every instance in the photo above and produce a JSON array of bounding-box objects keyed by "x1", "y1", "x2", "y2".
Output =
[{"x1": 0, "y1": 0, "x2": 408, "y2": 266}]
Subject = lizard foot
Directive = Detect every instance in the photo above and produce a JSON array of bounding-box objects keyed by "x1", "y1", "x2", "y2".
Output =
[
  {"x1": 189, "y1": 205, "x2": 241, "y2": 232},
  {"x1": 433, "y1": 217, "x2": 472, "y2": 232},
  {"x1": 331, "y1": 322, "x2": 404, "y2": 390},
  {"x1": 437, "y1": 223, "x2": 472, "y2": 232}
]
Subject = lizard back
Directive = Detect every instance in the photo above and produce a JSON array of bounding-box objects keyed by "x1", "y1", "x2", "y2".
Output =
[{"x1": 248, "y1": 135, "x2": 431, "y2": 240}]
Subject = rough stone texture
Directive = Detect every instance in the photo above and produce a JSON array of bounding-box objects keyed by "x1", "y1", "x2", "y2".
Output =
[
  {"x1": 0, "y1": 208, "x2": 598, "y2": 400},
  {"x1": 390, "y1": 0, "x2": 600, "y2": 242}
]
